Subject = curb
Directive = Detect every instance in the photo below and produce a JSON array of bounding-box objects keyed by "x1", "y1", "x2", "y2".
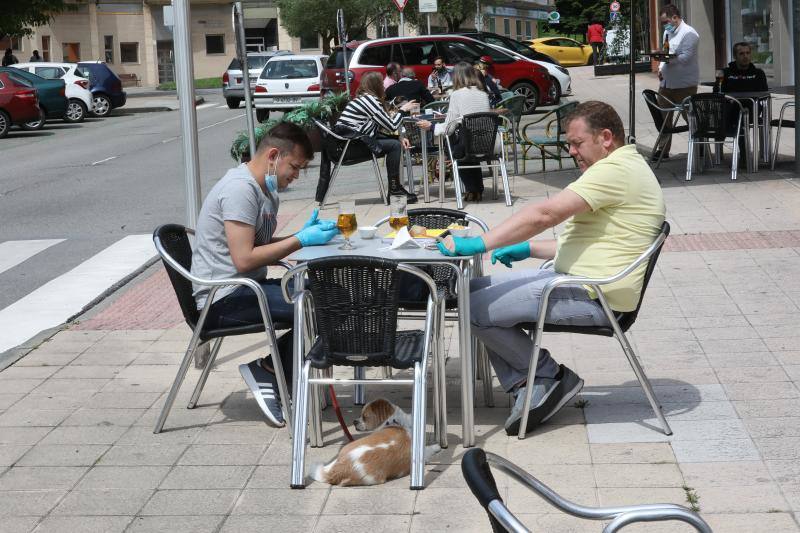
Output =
[{"x1": 118, "y1": 96, "x2": 205, "y2": 114}]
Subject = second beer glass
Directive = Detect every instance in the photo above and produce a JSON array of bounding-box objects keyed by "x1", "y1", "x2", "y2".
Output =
[
  {"x1": 389, "y1": 195, "x2": 409, "y2": 232},
  {"x1": 337, "y1": 200, "x2": 357, "y2": 249}
]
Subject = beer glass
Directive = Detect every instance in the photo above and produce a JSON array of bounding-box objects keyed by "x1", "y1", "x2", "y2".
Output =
[
  {"x1": 337, "y1": 200, "x2": 357, "y2": 250},
  {"x1": 388, "y1": 195, "x2": 409, "y2": 232}
]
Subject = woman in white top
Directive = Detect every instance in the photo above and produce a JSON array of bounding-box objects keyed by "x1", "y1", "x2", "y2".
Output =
[{"x1": 434, "y1": 62, "x2": 492, "y2": 202}]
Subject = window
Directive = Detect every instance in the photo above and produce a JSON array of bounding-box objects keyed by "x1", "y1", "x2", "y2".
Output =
[
  {"x1": 359, "y1": 44, "x2": 393, "y2": 66},
  {"x1": 488, "y1": 18, "x2": 496, "y2": 33},
  {"x1": 41, "y1": 36, "x2": 51, "y2": 61},
  {"x1": 439, "y1": 40, "x2": 482, "y2": 64},
  {"x1": 503, "y1": 19, "x2": 510, "y2": 37},
  {"x1": 516, "y1": 20, "x2": 522, "y2": 39},
  {"x1": 299, "y1": 32, "x2": 319, "y2": 50},
  {"x1": 62, "y1": 42, "x2": 80, "y2": 62},
  {"x1": 205, "y1": 34, "x2": 225, "y2": 54},
  {"x1": 525, "y1": 21, "x2": 532, "y2": 39},
  {"x1": 120, "y1": 42, "x2": 139, "y2": 63},
  {"x1": 466, "y1": 39, "x2": 513, "y2": 64},
  {"x1": 35, "y1": 66, "x2": 65, "y2": 79},
  {"x1": 262, "y1": 59, "x2": 319, "y2": 79},
  {"x1": 400, "y1": 42, "x2": 438, "y2": 65},
  {"x1": 104, "y1": 35, "x2": 114, "y2": 63}
]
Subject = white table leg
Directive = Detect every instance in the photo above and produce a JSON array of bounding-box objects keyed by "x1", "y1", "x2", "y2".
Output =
[{"x1": 459, "y1": 259, "x2": 474, "y2": 448}]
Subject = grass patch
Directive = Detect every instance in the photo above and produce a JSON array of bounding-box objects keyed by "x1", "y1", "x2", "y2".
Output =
[
  {"x1": 157, "y1": 77, "x2": 221, "y2": 90},
  {"x1": 682, "y1": 485, "x2": 700, "y2": 512}
]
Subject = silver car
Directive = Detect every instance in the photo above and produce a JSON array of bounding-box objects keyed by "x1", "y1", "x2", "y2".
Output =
[{"x1": 222, "y1": 50, "x2": 291, "y2": 109}]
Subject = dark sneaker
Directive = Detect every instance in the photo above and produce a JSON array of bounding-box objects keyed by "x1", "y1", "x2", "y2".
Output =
[
  {"x1": 504, "y1": 364, "x2": 584, "y2": 436},
  {"x1": 239, "y1": 358, "x2": 285, "y2": 427}
]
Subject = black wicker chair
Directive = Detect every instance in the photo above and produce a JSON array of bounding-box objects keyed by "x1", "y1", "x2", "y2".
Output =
[
  {"x1": 642, "y1": 89, "x2": 690, "y2": 168},
  {"x1": 445, "y1": 112, "x2": 512, "y2": 208},
  {"x1": 685, "y1": 93, "x2": 748, "y2": 181},
  {"x1": 281, "y1": 256, "x2": 444, "y2": 489},
  {"x1": 462, "y1": 448, "x2": 712, "y2": 533},
  {"x1": 314, "y1": 119, "x2": 389, "y2": 207},
  {"x1": 400, "y1": 117, "x2": 438, "y2": 203},
  {"x1": 152, "y1": 224, "x2": 292, "y2": 434},
  {"x1": 515, "y1": 222, "x2": 673, "y2": 439}
]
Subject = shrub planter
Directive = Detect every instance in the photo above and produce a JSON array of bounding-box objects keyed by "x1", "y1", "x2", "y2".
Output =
[{"x1": 594, "y1": 62, "x2": 652, "y2": 76}]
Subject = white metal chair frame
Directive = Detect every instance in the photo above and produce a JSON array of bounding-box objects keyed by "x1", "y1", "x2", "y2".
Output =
[
  {"x1": 641, "y1": 90, "x2": 689, "y2": 168},
  {"x1": 280, "y1": 261, "x2": 444, "y2": 490},
  {"x1": 516, "y1": 226, "x2": 673, "y2": 439},
  {"x1": 315, "y1": 119, "x2": 389, "y2": 207},
  {"x1": 152, "y1": 228, "x2": 292, "y2": 435},
  {"x1": 684, "y1": 94, "x2": 750, "y2": 181},
  {"x1": 443, "y1": 114, "x2": 513, "y2": 209},
  {"x1": 770, "y1": 100, "x2": 795, "y2": 170},
  {"x1": 465, "y1": 449, "x2": 712, "y2": 533}
]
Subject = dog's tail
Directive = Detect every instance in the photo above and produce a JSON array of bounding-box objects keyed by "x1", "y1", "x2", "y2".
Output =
[{"x1": 309, "y1": 461, "x2": 330, "y2": 483}]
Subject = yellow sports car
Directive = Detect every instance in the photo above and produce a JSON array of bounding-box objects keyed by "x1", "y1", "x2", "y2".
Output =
[{"x1": 523, "y1": 37, "x2": 595, "y2": 67}]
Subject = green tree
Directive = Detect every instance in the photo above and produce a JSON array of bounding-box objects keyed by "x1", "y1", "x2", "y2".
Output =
[
  {"x1": 277, "y1": 0, "x2": 395, "y2": 54},
  {"x1": 403, "y1": 0, "x2": 496, "y2": 32},
  {"x1": 553, "y1": 0, "x2": 607, "y2": 40},
  {"x1": 2, "y1": 0, "x2": 75, "y2": 38}
]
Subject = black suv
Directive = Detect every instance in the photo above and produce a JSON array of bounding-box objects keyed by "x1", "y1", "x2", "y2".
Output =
[{"x1": 456, "y1": 31, "x2": 560, "y2": 66}]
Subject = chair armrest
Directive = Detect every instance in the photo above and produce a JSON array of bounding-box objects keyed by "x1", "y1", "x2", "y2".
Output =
[
  {"x1": 280, "y1": 263, "x2": 310, "y2": 304},
  {"x1": 521, "y1": 114, "x2": 554, "y2": 143},
  {"x1": 538, "y1": 259, "x2": 554, "y2": 270}
]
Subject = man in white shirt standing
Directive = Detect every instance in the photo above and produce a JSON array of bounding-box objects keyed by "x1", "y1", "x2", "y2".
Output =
[{"x1": 656, "y1": 4, "x2": 699, "y2": 160}]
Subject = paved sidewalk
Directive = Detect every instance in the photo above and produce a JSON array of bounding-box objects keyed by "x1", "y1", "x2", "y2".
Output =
[{"x1": 2, "y1": 68, "x2": 800, "y2": 532}]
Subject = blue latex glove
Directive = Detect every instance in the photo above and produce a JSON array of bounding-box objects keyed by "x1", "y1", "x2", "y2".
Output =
[
  {"x1": 491, "y1": 242, "x2": 532, "y2": 268},
  {"x1": 301, "y1": 209, "x2": 320, "y2": 230},
  {"x1": 437, "y1": 236, "x2": 486, "y2": 257},
  {"x1": 295, "y1": 220, "x2": 339, "y2": 247}
]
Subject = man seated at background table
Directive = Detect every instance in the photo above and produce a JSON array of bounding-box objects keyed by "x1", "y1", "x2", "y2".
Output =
[
  {"x1": 438, "y1": 101, "x2": 666, "y2": 435},
  {"x1": 191, "y1": 122, "x2": 339, "y2": 427},
  {"x1": 427, "y1": 56, "x2": 453, "y2": 96},
  {"x1": 721, "y1": 42, "x2": 768, "y2": 93},
  {"x1": 387, "y1": 67, "x2": 435, "y2": 107}
]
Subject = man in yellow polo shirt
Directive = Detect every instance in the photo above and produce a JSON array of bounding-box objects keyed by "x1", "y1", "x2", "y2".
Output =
[{"x1": 438, "y1": 101, "x2": 665, "y2": 435}]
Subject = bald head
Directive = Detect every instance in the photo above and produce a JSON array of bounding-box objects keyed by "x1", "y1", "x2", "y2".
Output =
[{"x1": 401, "y1": 67, "x2": 416, "y2": 79}]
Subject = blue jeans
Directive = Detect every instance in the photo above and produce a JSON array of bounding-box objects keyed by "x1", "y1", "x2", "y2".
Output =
[
  {"x1": 470, "y1": 268, "x2": 610, "y2": 392},
  {"x1": 205, "y1": 279, "x2": 294, "y2": 386}
]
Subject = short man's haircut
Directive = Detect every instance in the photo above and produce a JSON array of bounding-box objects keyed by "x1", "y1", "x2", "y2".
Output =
[
  {"x1": 564, "y1": 101, "x2": 625, "y2": 143},
  {"x1": 401, "y1": 67, "x2": 416, "y2": 79},
  {"x1": 386, "y1": 62, "x2": 402, "y2": 76},
  {"x1": 660, "y1": 4, "x2": 681, "y2": 18},
  {"x1": 733, "y1": 41, "x2": 752, "y2": 54},
  {"x1": 433, "y1": 56, "x2": 444, "y2": 64},
  {"x1": 256, "y1": 121, "x2": 314, "y2": 160}
]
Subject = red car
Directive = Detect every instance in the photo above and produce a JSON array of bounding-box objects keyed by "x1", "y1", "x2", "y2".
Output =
[
  {"x1": 0, "y1": 72, "x2": 40, "y2": 138},
  {"x1": 320, "y1": 35, "x2": 557, "y2": 112}
]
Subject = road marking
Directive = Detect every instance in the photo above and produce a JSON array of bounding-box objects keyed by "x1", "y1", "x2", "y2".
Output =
[
  {"x1": 0, "y1": 240, "x2": 65, "y2": 276},
  {"x1": 91, "y1": 156, "x2": 117, "y2": 166},
  {"x1": 216, "y1": 104, "x2": 229, "y2": 108},
  {"x1": 162, "y1": 136, "x2": 178, "y2": 144},
  {"x1": 196, "y1": 102, "x2": 216, "y2": 110},
  {"x1": 198, "y1": 114, "x2": 245, "y2": 132},
  {"x1": 0, "y1": 235, "x2": 156, "y2": 355}
]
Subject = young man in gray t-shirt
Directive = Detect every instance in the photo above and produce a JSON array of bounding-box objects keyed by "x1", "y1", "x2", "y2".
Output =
[{"x1": 191, "y1": 123, "x2": 338, "y2": 427}]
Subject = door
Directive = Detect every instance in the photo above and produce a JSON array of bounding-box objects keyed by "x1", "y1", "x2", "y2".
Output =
[{"x1": 156, "y1": 41, "x2": 174, "y2": 84}]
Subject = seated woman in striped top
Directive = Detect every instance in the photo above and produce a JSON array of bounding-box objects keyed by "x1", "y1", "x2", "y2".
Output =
[{"x1": 335, "y1": 71, "x2": 430, "y2": 203}]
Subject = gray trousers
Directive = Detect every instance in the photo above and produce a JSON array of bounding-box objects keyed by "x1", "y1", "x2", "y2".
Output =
[{"x1": 469, "y1": 268, "x2": 610, "y2": 392}]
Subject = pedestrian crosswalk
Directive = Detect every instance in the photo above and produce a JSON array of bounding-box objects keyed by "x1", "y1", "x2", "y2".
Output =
[{"x1": 0, "y1": 235, "x2": 156, "y2": 356}]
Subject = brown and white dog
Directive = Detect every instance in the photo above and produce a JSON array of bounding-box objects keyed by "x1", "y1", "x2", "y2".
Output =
[{"x1": 311, "y1": 398, "x2": 440, "y2": 486}]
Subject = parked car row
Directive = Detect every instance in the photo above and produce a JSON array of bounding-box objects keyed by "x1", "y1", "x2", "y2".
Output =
[
  {"x1": 0, "y1": 61, "x2": 126, "y2": 138},
  {"x1": 220, "y1": 33, "x2": 572, "y2": 118}
]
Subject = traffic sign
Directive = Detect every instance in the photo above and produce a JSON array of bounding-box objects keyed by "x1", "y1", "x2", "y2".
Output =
[
  {"x1": 547, "y1": 11, "x2": 560, "y2": 24},
  {"x1": 610, "y1": 1, "x2": 621, "y2": 12},
  {"x1": 609, "y1": 11, "x2": 620, "y2": 21},
  {"x1": 419, "y1": 0, "x2": 437, "y2": 13},
  {"x1": 391, "y1": 0, "x2": 408, "y2": 12}
]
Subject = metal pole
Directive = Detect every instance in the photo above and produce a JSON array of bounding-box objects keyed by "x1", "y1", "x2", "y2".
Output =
[
  {"x1": 400, "y1": 12, "x2": 405, "y2": 36},
  {"x1": 794, "y1": 0, "x2": 800, "y2": 173},
  {"x1": 172, "y1": 0, "x2": 201, "y2": 228},
  {"x1": 427, "y1": 14, "x2": 431, "y2": 35},
  {"x1": 337, "y1": 9, "x2": 350, "y2": 96},
  {"x1": 628, "y1": 0, "x2": 636, "y2": 144},
  {"x1": 476, "y1": 0, "x2": 482, "y2": 31},
  {"x1": 234, "y1": 2, "x2": 257, "y2": 158}
]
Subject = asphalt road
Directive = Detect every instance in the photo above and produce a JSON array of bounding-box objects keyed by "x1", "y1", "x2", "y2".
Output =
[{"x1": 0, "y1": 91, "x2": 319, "y2": 311}]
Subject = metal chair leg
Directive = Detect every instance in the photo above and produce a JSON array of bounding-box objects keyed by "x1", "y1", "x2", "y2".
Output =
[
  {"x1": 437, "y1": 301, "x2": 449, "y2": 448},
  {"x1": 404, "y1": 149, "x2": 416, "y2": 193},
  {"x1": 353, "y1": 367, "x2": 366, "y2": 405},
  {"x1": 309, "y1": 368, "x2": 324, "y2": 447},
  {"x1": 685, "y1": 138, "x2": 694, "y2": 181},
  {"x1": 290, "y1": 362, "x2": 311, "y2": 488},
  {"x1": 154, "y1": 329, "x2": 203, "y2": 434},
  {"x1": 410, "y1": 361, "x2": 427, "y2": 489},
  {"x1": 499, "y1": 155, "x2": 512, "y2": 207},
  {"x1": 320, "y1": 140, "x2": 351, "y2": 207},
  {"x1": 187, "y1": 337, "x2": 224, "y2": 409},
  {"x1": 451, "y1": 159, "x2": 464, "y2": 210},
  {"x1": 371, "y1": 155, "x2": 388, "y2": 204},
  {"x1": 479, "y1": 341, "x2": 494, "y2": 407},
  {"x1": 492, "y1": 164, "x2": 498, "y2": 200}
]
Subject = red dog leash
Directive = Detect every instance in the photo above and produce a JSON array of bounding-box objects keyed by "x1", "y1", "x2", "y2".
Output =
[{"x1": 328, "y1": 385, "x2": 354, "y2": 442}]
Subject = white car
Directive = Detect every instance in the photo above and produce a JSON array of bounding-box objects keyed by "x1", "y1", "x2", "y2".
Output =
[
  {"x1": 12, "y1": 62, "x2": 93, "y2": 122},
  {"x1": 253, "y1": 55, "x2": 327, "y2": 122},
  {"x1": 485, "y1": 43, "x2": 571, "y2": 101}
]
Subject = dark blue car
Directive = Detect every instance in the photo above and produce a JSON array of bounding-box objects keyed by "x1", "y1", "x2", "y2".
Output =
[{"x1": 77, "y1": 61, "x2": 127, "y2": 117}]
